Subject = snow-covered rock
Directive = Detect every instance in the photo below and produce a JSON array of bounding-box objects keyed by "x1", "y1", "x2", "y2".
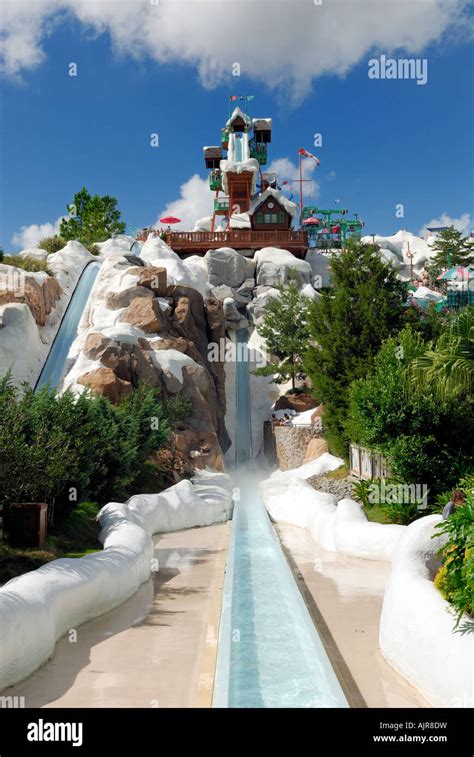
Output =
[
  {"x1": 0, "y1": 470, "x2": 233, "y2": 690},
  {"x1": 379, "y1": 515, "x2": 473, "y2": 708},
  {"x1": 305, "y1": 250, "x2": 332, "y2": 288},
  {"x1": 47, "y1": 241, "x2": 95, "y2": 291},
  {"x1": 254, "y1": 247, "x2": 312, "y2": 288},
  {"x1": 223, "y1": 297, "x2": 248, "y2": 330},
  {"x1": 0, "y1": 303, "x2": 43, "y2": 383},
  {"x1": 140, "y1": 236, "x2": 209, "y2": 297},
  {"x1": 411, "y1": 286, "x2": 444, "y2": 302},
  {"x1": 205, "y1": 247, "x2": 255, "y2": 288}
]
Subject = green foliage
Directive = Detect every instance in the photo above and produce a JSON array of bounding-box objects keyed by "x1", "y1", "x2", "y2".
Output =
[
  {"x1": 164, "y1": 394, "x2": 192, "y2": 430},
  {"x1": 304, "y1": 240, "x2": 406, "y2": 456},
  {"x1": 0, "y1": 378, "x2": 170, "y2": 522},
  {"x1": 38, "y1": 235, "x2": 66, "y2": 254},
  {"x1": 434, "y1": 494, "x2": 474, "y2": 627},
  {"x1": 353, "y1": 476, "x2": 423, "y2": 524},
  {"x1": 353, "y1": 479, "x2": 373, "y2": 509},
  {"x1": 60, "y1": 187, "x2": 126, "y2": 247},
  {"x1": 403, "y1": 301, "x2": 445, "y2": 343},
  {"x1": 87, "y1": 244, "x2": 101, "y2": 256},
  {"x1": 425, "y1": 227, "x2": 473, "y2": 279},
  {"x1": 408, "y1": 307, "x2": 474, "y2": 402},
  {"x1": 2, "y1": 255, "x2": 52, "y2": 275},
  {"x1": 346, "y1": 325, "x2": 474, "y2": 495},
  {"x1": 253, "y1": 273, "x2": 310, "y2": 389}
]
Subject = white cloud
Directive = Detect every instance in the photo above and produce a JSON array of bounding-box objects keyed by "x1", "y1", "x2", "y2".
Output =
[
  {"x1": 419, "y1": 212, "x2": 472, "y2": 238},
  {"x1": 266, "y1": 156, "x2": 320, "y2": 200},
  {"x1": 11, "y1": 216, "x2": 64, "y2": 249},
  {"x1": 1, "y1": 0, "x2": 471, "y2": 100},
  {"x1": 155, "y1": 173, "x2": 212, "y2": 230}
]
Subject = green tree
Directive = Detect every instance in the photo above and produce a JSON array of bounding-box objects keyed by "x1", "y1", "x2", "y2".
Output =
[
  {"x1": 60, "y1": 187, "x2": 126, "y2": 246},
  {"x1": 0, "y1": 378, "x2": 170, "y2": 522},
  {"x1": 346, "y1": 326, "x2": 473, "y2": 494},
  {"x1": 253, "y1": 274, "x2": 310, "y2": 390},
  {"x1": 304, "y1": 240, "x2": 406, "y2": 456},
  {"x1": 408, "y1": 307, "x2": 474, "y2": 401},
  {"x1": 426, "y1": 227, "x2": 473, "y2": 279}
]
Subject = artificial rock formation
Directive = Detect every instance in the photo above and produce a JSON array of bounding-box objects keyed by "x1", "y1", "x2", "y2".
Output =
[
  {"x1": 76, "y1": 264, "x2": 231, "y2": 455},
  {"x1": 0, "y1": 268, "x2": 62, "y2": 327}
]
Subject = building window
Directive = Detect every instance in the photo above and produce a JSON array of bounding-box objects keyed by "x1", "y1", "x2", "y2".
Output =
[{"x1": 264, "y1": 213, "x2": 278, "y2": 224}]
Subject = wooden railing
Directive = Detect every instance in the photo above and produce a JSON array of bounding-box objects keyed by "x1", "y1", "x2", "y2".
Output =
[{"x1": 165, "y1": 229, "x2": 308, "y2": 249}]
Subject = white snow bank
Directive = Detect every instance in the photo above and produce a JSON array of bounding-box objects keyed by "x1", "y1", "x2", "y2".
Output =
[
  {"x1": 379, "y1": 515, "x2": 473, "y2": 707},
  {"x1": 140, "y1": 236, "x2": 209, "y2": 297},
  {"x1": 291, "y1": 407, "x2": 317, "y2": 426},
  {"x1": 411, "y1": 285, "x2": 444, "y2": 302},
  {"x1": 261, "y1": 456, "x2": 405, "y2": 562},
  {"x1": 47, "y1": 241, "x2": 95, "y2": 291},
  {"x1": 0, "y1": 470, "x2": 233, "y2": 690},
  {"x1": 0, "y1": 303, "x2": 43, "y2": 383}
]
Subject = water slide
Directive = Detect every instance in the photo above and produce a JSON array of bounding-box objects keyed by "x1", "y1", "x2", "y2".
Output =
[
  {"x1": 35, "y1": 261, "x2": 101, "y2": 391},
  {"x1": 213, "y1": 330, "x2": 349, "y2": 707},
  {"x1": 228, "y1": 132, "x2": 250, "y2": 163}
]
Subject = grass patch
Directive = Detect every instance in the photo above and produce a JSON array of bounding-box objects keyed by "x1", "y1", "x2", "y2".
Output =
[
  {"x1": 2, "y1": 255, "x2": 52, "y2": 275},
  {"x1": 364, "y1": 504, "x2": 391, "y2": 524},
  {"x1": 0, "y1": 501, "x2": 101, "y2": 586},
  {"x1": 327, "y1": 464, "x2": 349, "y2": 480}
]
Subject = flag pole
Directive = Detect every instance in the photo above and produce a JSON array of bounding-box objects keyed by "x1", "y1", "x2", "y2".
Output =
[{"x1": 299, "y1": 151, "x2": 303, "y2": 226}]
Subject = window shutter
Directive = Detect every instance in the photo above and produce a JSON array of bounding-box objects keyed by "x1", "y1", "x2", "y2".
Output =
[
  {"x1": 278, "y1": 212, "x2": 285, "y2": 223},
  {"x1": 256, "y1": 212, "x2": 263, "y2": 223}
]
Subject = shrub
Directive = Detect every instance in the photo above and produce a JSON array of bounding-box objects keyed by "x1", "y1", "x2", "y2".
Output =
[
  {"x1": 87, "y1": 244, "x2": 101, "y2": 256},
  {"x1": 0, "y1": 377, "x2": 170, "y2": 522},
  {"x1": 2, "y1": 255, "x2": 52, "y2": 275},
  {"x1": 346, "y1": 326, "x2": 474, "y2": 496},
  {"x1": 434, "y1": 494, "x2": 474, "y2": 627},
  {"x1": 38, "y1": 235, "x2": 66, "y2": 254}
]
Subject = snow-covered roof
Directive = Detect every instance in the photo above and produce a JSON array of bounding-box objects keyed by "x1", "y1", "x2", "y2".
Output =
[
  {"x1": 226, "y1": 107, "x2": 251, "y2": 127},
  {"x1": 203, "y1": 146, "x2": 221, "y2": 152},
  {"x1": 220, "y1": 158, "x2": 260, "y2": 195},
  {"x1": 247, "y1": 187, "x2": 298, "y2": 219},
  {"x1": 252, "y1": 118, "x2": 272, "y2": 129}
]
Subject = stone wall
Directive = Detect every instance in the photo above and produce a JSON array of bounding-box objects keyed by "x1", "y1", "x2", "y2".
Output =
[{"x1": 273, "y1": 425, "x2": 321, "y2": 470}]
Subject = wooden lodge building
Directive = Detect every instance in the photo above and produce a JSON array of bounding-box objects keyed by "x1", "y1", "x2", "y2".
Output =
[{"x1": 164, "y1": 107, "x2": 308, "y2": 257}]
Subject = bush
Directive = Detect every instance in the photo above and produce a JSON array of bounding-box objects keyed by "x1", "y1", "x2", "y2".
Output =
[
  {"x1": 38, "y1": 235, "x2": 66, "y2": 254},
  {"x1": 434, "y1": 494, "x2": 474, "y2": 627},
  {"x1": 2, "y1": 255, "x2": 52, "y2": 275},
  {"x1": 346, "y1": 327, "x2": 474, "y2": 496},
  {"x1": 87, "y1": 244, "x2": 101, "y2": 256},
  {"x1": 0, "y1": 377, "x2": 170, "y2": 522}
]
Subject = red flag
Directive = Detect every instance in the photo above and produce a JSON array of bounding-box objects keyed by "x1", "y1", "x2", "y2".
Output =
[
  {"x1": 298, "y1": 148, "x2": 320, "y2": 166},
  {"x1": 229, "y1": 95, "x2": 238, "y2": 101}
]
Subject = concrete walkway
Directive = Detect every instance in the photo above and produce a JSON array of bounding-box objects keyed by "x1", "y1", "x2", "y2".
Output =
[
  {"x1": 276, "y1": 523, "x2": 430, "y2": 708},
  {"x1": 4, "y1": 523, "x2": 228, "y2": 708}
]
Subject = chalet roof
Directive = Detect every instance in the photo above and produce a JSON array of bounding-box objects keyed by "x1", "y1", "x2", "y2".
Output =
[
  {"x1": 252, "y1": 118, "x2": 272, "y2": 130},
  {"x1": 247, "y1": 187, "x2": 298, "y2": 219},
  {"x1": 226, "y1": 107, "x2": 251, "y2": 127}
]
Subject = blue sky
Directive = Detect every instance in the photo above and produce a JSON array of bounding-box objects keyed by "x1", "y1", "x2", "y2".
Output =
[{"x1": 0, "y1": 1, "x2": 473, "y2": 250}]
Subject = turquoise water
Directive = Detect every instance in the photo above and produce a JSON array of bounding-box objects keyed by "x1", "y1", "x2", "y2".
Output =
[
  {"x1": 35, "y1": 262, "x2": 101, "y2": 391},
  {"x1": 213, "y1": 330, "x2": 349, "y2": 708},
  {"x1": 233, "y1": 134, "x2": 243, "y2": 163}
]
